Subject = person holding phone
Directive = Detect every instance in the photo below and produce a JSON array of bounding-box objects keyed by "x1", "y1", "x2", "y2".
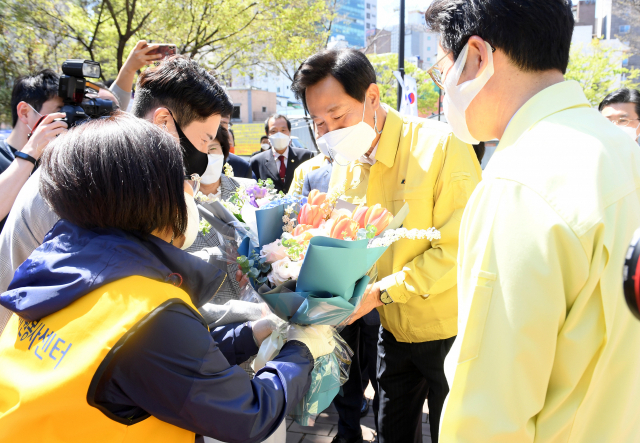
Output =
[{"x1": 110, "y1": 40, "x2": 167, "y2": 111}]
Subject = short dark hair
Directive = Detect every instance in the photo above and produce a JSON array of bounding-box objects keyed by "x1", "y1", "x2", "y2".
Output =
[
  {"x1": 264, "y1": 114, "x2": 292, "y2": 135},
  {"x1": 11, "y1": 69, "x2": 60, "y2": 127},
  {"x1": 260, "y1": 135, "x2": 269, "y2": 142},
  {"x1": 424, "y1": 0, "x2": 574, "y2": 74},
  {"x1": 133, "y1": 55, "x2": 233, "y2": 127},
  {"x1": 216, "y1": 125, "x2": 231, "y2": 159},
  {"x1": 472, "y1": 142, "x2": 485, "y2": 164},
  {"x1": 291, "y1": 49, "x2": 377, "y2": 111},
  {"x1": 40, "y1": 112, "x2": 188, "y2": 239},
  {"x1": 228, "y1": 128, "x2": 235, "y2": 145},
  {"x1": 598, "y1": 88, "x2": 640, "y2": 119}
]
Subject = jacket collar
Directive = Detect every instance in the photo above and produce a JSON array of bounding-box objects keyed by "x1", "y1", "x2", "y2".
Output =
[
  {"x1": 375, "y1": 105, "x2": 404, "y2": 169},
  {"x1": 1, "y1": 220, "x2": 223, "y2": 321},
  {"x1": 496, "y1": 80, "x2": 591, "y2": 152}
]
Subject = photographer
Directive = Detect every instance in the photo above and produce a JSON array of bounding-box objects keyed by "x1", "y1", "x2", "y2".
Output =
[
  {"x1": 0, "y1": 56, "x2": 237, "y2": 337},
  {"x1": 0, "y1": 70, "x2": 65, "y2": 233}
]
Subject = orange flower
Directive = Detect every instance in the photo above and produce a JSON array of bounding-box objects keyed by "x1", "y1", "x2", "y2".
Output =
[
  {"x1": 364, "y1": 204, "x2": 393, "y2": 235},
  {"x1": 298, "y1": 203, "x2": 324, "y2": 228},
  {"x1": 308, "y1": 189, "x2": 328, "y2": 206},
  {"x1": 292, "y1": 224, "x2": 313, "y2": 237},
  {"x1": 330, "y1": 214, "x2": 359, "y2": 240},
  {"x1": 352, "y1": 205, "x2": 369, "y2": 229},
  {"x1": 294, "y1": 231, "x2": 314, "y2": 243}
]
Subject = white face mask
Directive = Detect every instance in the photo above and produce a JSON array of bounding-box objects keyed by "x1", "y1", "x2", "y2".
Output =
[
  {"x1": 261, "y1": 143, "x2": 270, "y2": 151},
  {"x1": 318, "y1": 100, "x2": 377, "y2": 163},
  {"x1": 620, "y1": 124, "x2": 640, "y2": 143},
  {"x1": 316, "y1": 138, "x2": 330, "y2": 157},
  {"x1": 200, "y1": 153, "x2": 224, "y2": 185},
  {"x1": 181, "y1": 191, "x2": 200, "y2": 250},
  {"x1": 269, "y1": 132, "x2": 291, "y2": 151},
  {"x1": 442, "y1": 41, "x2": 495, "y2": 145}
]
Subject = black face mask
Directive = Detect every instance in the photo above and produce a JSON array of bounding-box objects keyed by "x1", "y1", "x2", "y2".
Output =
[{"x1": 173, "y1": 118, "x2": 208, "y2": 177}]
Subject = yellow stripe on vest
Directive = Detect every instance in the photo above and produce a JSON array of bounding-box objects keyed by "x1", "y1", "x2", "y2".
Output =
[{"x1": 0, "y1": 275, "x2": 201, "y2": 443}]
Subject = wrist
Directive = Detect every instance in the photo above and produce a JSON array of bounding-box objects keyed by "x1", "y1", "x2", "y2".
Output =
[
  {"x1": 14, "y1": 150, "x2": 38, "y2": 168},
  {"x1": 20, "y1": 144, "x2": 41, "y2": 160}
]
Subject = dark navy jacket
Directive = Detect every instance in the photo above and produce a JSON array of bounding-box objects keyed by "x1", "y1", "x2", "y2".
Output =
[{"x1": 0, "y1": 221, "x2": 313, "y2": 442}]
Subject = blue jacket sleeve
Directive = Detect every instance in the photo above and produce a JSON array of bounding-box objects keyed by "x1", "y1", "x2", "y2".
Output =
[
  {"x1": 302, "y1": 174, "x2": 311, "y2": 197},
  {"x1": 210, "y1": 322, "x2": 259, "y2": 366},
  {"x1": 92, "y1": 303, "x2": 313, "y2": 443}
]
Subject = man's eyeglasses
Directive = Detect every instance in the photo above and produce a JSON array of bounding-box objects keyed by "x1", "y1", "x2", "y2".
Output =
[
  {"x1": 426, "y1": 53, "x2": 452, "y2": 90},
  {"x1": 185, "y1": 173, "x2": 201, "y2": 196},
  {"x1": 607, "y1": 117, "x2": 640, "y2": 127},
  {"x1": 426, "y1": 44, "x2": 496, "y2": 89}
]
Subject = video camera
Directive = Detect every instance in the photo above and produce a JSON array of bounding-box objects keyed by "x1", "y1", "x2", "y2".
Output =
[{"x1": 58, "y1": 60, "x2": 115, "y2": 127}]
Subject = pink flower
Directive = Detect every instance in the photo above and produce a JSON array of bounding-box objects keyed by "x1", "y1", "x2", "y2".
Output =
[{"x1": 260, "y1": 240, "x2": 287, "y2": 263}]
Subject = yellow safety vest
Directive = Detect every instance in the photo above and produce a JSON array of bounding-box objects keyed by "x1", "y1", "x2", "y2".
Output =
[{"x1": 0, "y1": 275, "x2": 205, "y2": 443}]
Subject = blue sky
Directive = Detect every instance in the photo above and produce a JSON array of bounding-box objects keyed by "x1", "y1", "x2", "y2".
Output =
[{"x1": 377, "y1": 0, "x2": 432, "y2": 29}]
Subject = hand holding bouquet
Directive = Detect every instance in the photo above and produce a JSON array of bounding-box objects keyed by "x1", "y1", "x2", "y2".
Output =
[{"x1": 234, "y1": 186, "x2": 440, "y2": 425}]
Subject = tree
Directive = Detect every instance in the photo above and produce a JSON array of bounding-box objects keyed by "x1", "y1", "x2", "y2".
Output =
[
  {"x1": 0, "y1": 0, "x2": 331, "y2": 123},
  {"x1": 254, "y1": 0, "x2": 334, "y2": 82},
  {"x1": 565, "y1": 38, "x2": 640, "y2": 106},
  {"x1": 367, "y1": 53, "x2": 439, "y2": 115}
]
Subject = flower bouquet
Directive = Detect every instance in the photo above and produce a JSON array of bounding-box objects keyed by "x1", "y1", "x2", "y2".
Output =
[{"x1": 236, "y1": 187, "x2": 440, "y2": 425}]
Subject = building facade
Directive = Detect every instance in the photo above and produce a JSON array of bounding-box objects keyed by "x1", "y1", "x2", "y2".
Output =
[
  {"x1": 331, "y1": 0, "x2": 366, "y2": 48},
  {"x1": 365, "y1": 0, "x2": 378, "y2": 39},
  {"x1": 595, "y1": 0, "x2": 640, "y2": 68}
]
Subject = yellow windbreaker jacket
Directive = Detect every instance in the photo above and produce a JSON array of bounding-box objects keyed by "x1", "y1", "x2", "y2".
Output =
[
  {"x1": 328, "y1": 106, "x2": 481, "y2": 343},
  {"x1": 288, "y1": 153, "x2": 327, "y2": 195},
  {"x1": 441, "y1": 81, "x2": 640, "y2": 442}
]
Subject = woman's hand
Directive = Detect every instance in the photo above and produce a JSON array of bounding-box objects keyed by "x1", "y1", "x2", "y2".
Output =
[
  {"x1": 251, "y1": 315, "x2": 280, "y2": 346},
  {"x1": 235, "y1": 270, "x2": 249, "y2": 287},
  {"x1": 22, "y1": 112, "x2": 68, "y2": 160}
]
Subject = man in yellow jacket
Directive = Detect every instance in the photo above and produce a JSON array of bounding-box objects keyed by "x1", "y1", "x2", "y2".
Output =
[
  {"x1": 424, "y1": 1, "x2": 640, "y2": 442},
  {"x1": 291, "y1": 49, "x2": 481, "y2": 443}
]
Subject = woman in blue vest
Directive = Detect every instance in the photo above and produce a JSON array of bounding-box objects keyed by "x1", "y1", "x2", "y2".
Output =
[{"x1": 0, "y1": 113, "x2": 330, "y2": 443}]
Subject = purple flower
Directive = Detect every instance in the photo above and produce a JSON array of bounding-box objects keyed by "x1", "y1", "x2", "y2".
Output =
[{"x1": 247, "y1": 184, "x2": 268, "y2": 200}]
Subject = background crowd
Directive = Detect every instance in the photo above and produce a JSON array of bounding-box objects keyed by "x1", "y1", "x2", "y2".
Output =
[{"x1": 1, "y1": 1, "x2": 640, "y2": 443}]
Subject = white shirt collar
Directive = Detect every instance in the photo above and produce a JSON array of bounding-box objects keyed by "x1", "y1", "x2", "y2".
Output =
[
  {"x1": 272, "y1": 145, "x2": 290, "y2": 159},
  {"x1": 359, "y1": 142, "x2": 379, "y2": 166}
]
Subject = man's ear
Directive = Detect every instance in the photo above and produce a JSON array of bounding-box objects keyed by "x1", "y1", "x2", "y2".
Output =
[
  {"x1": 153, "y1": 107, "x2": 179, "y2": 141},
  {"x1": 15, "y1": 101, "x2": 31, "y2": 126},
  {"x1": 461, "y1": 36, "x2": 491, "y2": 83},
  {"x1": 367, "y1": 83, "x2": 381, "y2": 112}
]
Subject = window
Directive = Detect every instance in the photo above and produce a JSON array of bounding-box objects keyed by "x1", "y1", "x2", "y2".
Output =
[
  {"x1": 262, "y1": 106, "x2": 267, "y2": 113},
  {"x1": 366, "y1": 23, "x2": 370, "y2": 29},
  {"x1": 427, "y1": 46, "x2": 431, "y2": 51},
  {"x1": 427, "y1": 57, "x2": 431, "y2": 62},
  {"x1": 277, "y1": 87, "x2": 281, "y2": 93},
  {"x1": 231, "y1": 105, "x2": 241, "y2": 120},
  {"x1": 366, "y1": 2, "x2": 370, "y2": 8},
  {"x1": 366, "y1": 12, "x2": 370, "y2": 19},
  {"x1": 620, "y1": 25, "x2": 631, "y2": 33},
  {"x1": 427, "y1": 36, "x2": 431, "y2": 40},
  {"x1": 623, "y1": 58, "x2": 629, "y2": 67}
]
